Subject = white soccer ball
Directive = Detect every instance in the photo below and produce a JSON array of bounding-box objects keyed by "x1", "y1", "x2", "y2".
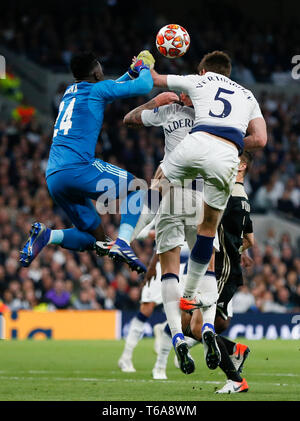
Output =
[{"x1": 156, "y1": 24, "x2": 190, "y2": 59}]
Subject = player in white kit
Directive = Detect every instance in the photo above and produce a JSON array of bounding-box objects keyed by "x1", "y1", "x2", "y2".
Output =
[
  {"x1": 119, "y1": 91, "x2": 219, "y2": 375},
  {"x1": 150, "y1": 51, "x2": 267, "y2": 372}
]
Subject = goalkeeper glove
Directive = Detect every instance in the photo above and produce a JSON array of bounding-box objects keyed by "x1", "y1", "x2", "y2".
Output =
[
  {"x1": 132, "y1": 50, "x2": 155, "y2": 70},
  {"x1": 128, "y1": 50, "x2": 155, "y2": 79}
]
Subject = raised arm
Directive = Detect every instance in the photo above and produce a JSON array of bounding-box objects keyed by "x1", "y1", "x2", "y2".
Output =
[
  {"x1": 244, "y1": 117, "x2": 267, "y2": 151},
  {"x1": 123, "y1": 92, "x2": 179, "y2": 127},
  {"x1": 151, "y1": 69, "x2": 169, "y2": 88}
]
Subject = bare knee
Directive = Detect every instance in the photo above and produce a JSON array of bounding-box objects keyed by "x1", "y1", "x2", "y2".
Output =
[{"x1": 140, "y1": 302, "x2": 156, "y2": 318}]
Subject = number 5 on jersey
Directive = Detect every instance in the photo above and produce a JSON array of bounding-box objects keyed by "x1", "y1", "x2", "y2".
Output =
[
  {"x1": 209, "y1": 87, "x2": 234, "y2": 119},
  {"x1": 53, "y1": 98, "x2": 76, "y2": 137}
]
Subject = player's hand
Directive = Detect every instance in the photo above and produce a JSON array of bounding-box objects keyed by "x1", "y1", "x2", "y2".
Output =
[
  {"x1": 154, "y1": 92, "x2": 180, "y2": 107},
  {"x1": 128, "y1": 58, "x2": 150, "y2": 79},
  {"x1": 128, "y1": 50, "x2": 155, "y2": 79},
  {"x1": 241, "y1": 252, "x2": 254, "y2": 268},
  {"x1": 131, "y1": 50, "x2": 155, "y2": 70}
]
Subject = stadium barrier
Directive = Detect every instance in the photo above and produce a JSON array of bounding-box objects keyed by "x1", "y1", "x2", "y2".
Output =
[
  {"x1": 1, "y1": 310, "x2": 299, "y2": 340},
  {"x1": 0, "y1": 310, "x2": 122, "y2": 340},
  {"x1": 121, "y1": 310, "x2": 300, "y2": 340}
]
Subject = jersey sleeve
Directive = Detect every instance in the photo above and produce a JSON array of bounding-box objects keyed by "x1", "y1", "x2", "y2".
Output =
[
  {"x1": 244, "y1": 214, "x2": 253, "y2": 234},
  {"x1": 249, "y1": 98, "x2": 263, "y2": 121},
  {"x1": 141, "y1": 104, "x2": 175, "y2": 127},
  {"x1": 167, "y1": 74, "x2": 195, "y2": 94},
  {"x1": 91, "y1": 69, "x2": 153, "y2": 102},
  {"x1": 115, "y1": 72, "x2": 131, "y2": 82}
]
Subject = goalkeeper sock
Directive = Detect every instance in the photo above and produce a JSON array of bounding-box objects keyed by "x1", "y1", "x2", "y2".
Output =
[
  {"x1": 49, "y1": 228, "x2": 95, "y2": 251},
  {"x1": 118, "y1": 190, "x2": 147, "y2": 244}
]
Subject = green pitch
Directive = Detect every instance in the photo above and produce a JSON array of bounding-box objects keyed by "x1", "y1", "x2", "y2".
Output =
[{"x1": 0, "y1": 338, "x2": 299, "y2": 401}]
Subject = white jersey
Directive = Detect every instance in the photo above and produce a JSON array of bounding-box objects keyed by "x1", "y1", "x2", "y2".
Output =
[
  {"x1": 167, "y1": 71, "x2": 263, "y2": 152},
  {"x1": 141, "y1": 103, "x2": 195, "y2": 162}
]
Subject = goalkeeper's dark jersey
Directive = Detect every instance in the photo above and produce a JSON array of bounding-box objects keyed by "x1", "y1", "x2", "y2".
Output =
[{"x1": 215, "y1": 182, "x2": 253, "y2": 293}]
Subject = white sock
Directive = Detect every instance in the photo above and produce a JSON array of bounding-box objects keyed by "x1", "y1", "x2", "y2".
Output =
[
  {"x1": 196, "y1": 273, "x2": 219, "y2": 307},
  {"x1": 121, "y1": 316, "x2": 145, "y2": 360},
  {"x1": 161, "y1": 274, "x2": 182, "y2": 338},
  {"x1": 183, "y1": 258, "x2": 210, "y2": 298},
  {"x1": 201, "y1": 303, "x2": 217, "y2": 330},
  {"x1": 186, "y1": 337, "x2": 199, "y2": 348},
  {"x1": 154, "y1": 331, "x2": 172, "y2": 370},
  {"x1": 196, "y1": 272, "x2": 218, "y2": 330}
]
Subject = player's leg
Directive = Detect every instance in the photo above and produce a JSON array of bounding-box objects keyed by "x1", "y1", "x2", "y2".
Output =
[
  {"x1": 183, "y1": 222, "x2": 221, "y2": 369},
  {"x1": 119, "y1": 257, "x2": 162, "y2": 371},
  {"x1": 159, "y1": 248, "x2": 194, "y2": 375},
  {"x1": 118, "y1": 301, "x2": 156, "y2": 372},
  {"x1": 75, "y1": 159, "x2": 147, "y2": 273},
  {"x1": 152, "y1": 322, "x2": 172, "y2": 379},
  {"x1": 216, "y1": 286, "x2": 250, "y2": 375},
  {"x1": 185, "y1": 308, "x2": 248, "y2": 392},
  {"x1": 182, "y1": 202, "x2": 220, "y2": 303},
  {"x1": 20, "y1": 170, "x2": 103, "y2": 266}
]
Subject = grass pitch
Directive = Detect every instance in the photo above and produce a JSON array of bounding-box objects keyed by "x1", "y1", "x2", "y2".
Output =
[{"x1": 0, "y1": 338, "x2": 299, "y2": 401}]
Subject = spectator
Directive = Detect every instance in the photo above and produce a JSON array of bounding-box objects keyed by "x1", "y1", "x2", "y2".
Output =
[
  {"x1": 45, "y1": 280, "x2": 70, "y2": 309},
  {"x1": 73, "y1": 289, "x2": 94, "y2": 310},
  {"x1": 232, "y1": 286, "x2": 256, "y2": 313}
]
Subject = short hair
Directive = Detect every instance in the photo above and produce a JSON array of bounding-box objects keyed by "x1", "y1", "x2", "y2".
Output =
[
  {"x1": 70, "y1": 52, "x2": 99, "y2": 79},
  {"x1": 240, "y1": 151, "x2": 253, "y2": 174},
  {"x1": 198, "y1": 51, "x2": 232, "y2": 77}
]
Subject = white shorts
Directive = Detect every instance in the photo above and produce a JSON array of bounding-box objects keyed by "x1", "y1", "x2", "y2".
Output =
[
  {"x1": 155, "y1": 187, "x2": 219, "y2": 255},
  {"x1": 160, "y1": 132, "x2": 240, "y2": 210},
  {"x1": 141, "y1": 261, "x2": 186, "y2": 305}
]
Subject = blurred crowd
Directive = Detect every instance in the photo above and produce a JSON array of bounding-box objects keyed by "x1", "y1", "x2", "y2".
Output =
[
  {"x1": 0, "y1": 1, "x2": 298, "y2": 85},
  {"x1": 0, "y1": 85, "x2": 300, "y2": 314}
]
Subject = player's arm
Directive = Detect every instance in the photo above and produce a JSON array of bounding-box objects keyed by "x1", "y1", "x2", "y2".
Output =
[
  {"x1": 241, "y1": 214, "x2": 254, "y2": 267},
  {"x1": 244, "y1": 117, "x2": 267, "y2": 151},
  {"x1": 150, "y1": 70, "x2": 168, "y2": 88},
  {"x1": 244, "y1": 99, "x2": 267, "y2": 150},
  {"x1": 123, "y1": 92, "x2": 179, "y2": 127},
  {"x1": 241, "y1": 233, "x2": 254, "y2": 268},
  {"x1": 151, "y1": 70, "x2": 193, "y2": 93},
  {"x1": 144, "y1": 252, "x2": 159, "y2": 286},
  {"x1": 117, "y1": 51, "x2": 155, "y2": 83},
  {"x1": 91, "y1": 63, "x2": 153, "y2": 104},
  {"x1": 242, "y1": 212, "x2": 254, "y2": 251},
  {"x1": 242, "y1": 232, "x2": 254, "y2": 251}
]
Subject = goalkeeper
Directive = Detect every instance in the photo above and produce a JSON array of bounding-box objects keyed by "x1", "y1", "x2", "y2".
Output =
[{"x1": 20, "y1": 51, "x2": 156, "y2": 274}]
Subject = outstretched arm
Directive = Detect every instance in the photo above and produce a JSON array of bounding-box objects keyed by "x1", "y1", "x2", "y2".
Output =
[
  {"x1": 123, "y1": 92, "x2": 179, "y2": 127},
  {"x1": 151, "y1": 69, "x2": 168, "y2": 88}
]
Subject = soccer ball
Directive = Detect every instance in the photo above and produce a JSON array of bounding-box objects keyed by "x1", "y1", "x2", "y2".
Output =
[{"x1": 156, "y1": 24, "x2": 190, "y2": 59}]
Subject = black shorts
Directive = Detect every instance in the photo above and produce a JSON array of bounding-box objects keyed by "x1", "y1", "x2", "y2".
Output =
[{"x1": 216, "y1": 280, "x2": 238, "y2": 320}]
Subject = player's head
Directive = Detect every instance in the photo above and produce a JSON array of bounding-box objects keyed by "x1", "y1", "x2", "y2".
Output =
[
  {"x1": 180, "y1": 93, "x2": 193, "y2": 106},
  {"x1": 198, "y1": 51, "x2": 232, "y2": 77},
  {"x1": 70, "y1": 52, "x2": 103, "y2": 82},
  {"x1": 239, "y1": 151, "x2": 253, "y2": 175}
]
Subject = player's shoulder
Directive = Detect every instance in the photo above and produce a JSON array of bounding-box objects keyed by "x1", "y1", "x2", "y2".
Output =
[
  {"x1": 231, "y1": 183, "x2": 249, "y2": 200},
  {"x1": 157, "y1": 102, "x2": 182, "y2": 115},
  {"x1": 90, "y1": 79, "x2": 116, "y2": 95}
]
